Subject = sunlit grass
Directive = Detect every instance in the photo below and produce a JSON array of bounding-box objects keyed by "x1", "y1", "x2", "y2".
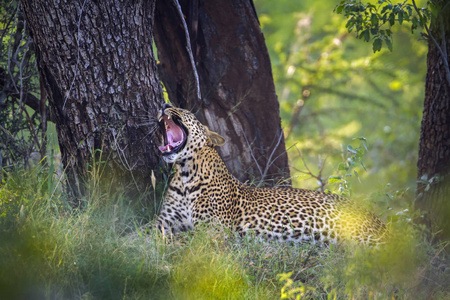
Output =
[{"x1": 1, "y1": 166, "x2": 449, "y2": 299}]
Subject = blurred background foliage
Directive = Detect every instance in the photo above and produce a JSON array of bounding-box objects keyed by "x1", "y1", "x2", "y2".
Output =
[
  {"x1": 0, "y1": 0, "x2": 450, "y2": 299},
  {"x1": 0, "y1": 0, "x2": 44, "y2": 170},
  {"x1": 2, "y1": 0, "x2": 449, "y2": 299},
  {"x1": 0, "y1": 0, "x2": 428, "y2": 206},
  {"x1": 255, "y1": 0, "x2": 427, "y2": 208}
]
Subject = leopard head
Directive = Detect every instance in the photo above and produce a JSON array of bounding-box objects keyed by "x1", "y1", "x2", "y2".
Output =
[{"x1": 157, "y1": 104, "x2": 225, "y2": 164}]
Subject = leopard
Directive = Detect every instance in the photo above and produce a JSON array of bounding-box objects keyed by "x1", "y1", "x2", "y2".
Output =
[{"x1": 156, "y1": 104, "x2": 386, "y2": 245}]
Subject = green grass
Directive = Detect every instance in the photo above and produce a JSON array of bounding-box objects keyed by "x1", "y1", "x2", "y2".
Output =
[{"x1": 1, "y1": 165, "x2": 449, "y2": 300}]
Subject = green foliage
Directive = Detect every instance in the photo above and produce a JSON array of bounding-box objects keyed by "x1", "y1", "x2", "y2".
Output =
[
  {"x1": 335, "y1": 0, "x2": 430, "y2": 52},
  {"x1": 0, "y1": 166, "x2": 169, "y2": 299},
  {"x1": 417, "y1": 173, "x2": 444, "y2": 195},
  {"x1": 278, "y1": 272, "x2": 315, "y2": 299},
  {"x1": 1, "y1": 167, "x2": 450, "y2": 299},
  {"x1": 255, "y1": 0, "x2": 425, "y2": 198},
  {"x1": 0, "y1": 0, "x2": 445, "y2": 299},
  {"x1": 329, "y1": 137, "x2": 368, "y2": 197},
  {"x1": 322, "y1": 223, "x2": 425, "y2": 298},
  {"x1": 170, "y1": 227, "x2": 252, "y2": 299},
  {"x1": 0, "y1": 166, "x2": 278, "y2": 299}
]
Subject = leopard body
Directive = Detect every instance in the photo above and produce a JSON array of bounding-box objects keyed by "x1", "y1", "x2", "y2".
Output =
[{"x1": 156, "y1": 105, "x2": 386, "y2": 244}]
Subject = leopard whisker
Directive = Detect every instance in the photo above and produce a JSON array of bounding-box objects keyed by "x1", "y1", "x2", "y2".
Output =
[
  {"x1": 136, "y1": 122, "x2": 158, "y2": 127},
  {"x1": 148, "y1": 124, "x2": 159, "y2": 136}
]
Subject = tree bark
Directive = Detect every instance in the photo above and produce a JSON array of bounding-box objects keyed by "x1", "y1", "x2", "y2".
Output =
[
  {"x1": 416, "y1": 6, "x2": 450, "y2": 239},
  {"x1": 154, "y1": 0, "x2": 290, "y2": 186},
  {"x1": 21, "y1": 0, "x2": 164, "y2": 201}
]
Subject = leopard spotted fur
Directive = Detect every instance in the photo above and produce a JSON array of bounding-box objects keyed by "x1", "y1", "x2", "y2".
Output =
[{"x1": 156, "y1": 104, "x2": 386, "y2": 244}]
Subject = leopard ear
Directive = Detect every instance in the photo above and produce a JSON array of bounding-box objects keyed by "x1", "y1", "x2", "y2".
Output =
[{"x1": 206, "y1": 128, "x2": 226, "y2": 147}]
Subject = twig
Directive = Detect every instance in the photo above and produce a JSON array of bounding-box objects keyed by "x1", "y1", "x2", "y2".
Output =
[
  {"x1": 18, "y1": 25, "x2": 30, "y2": 114},
  {"x1": 173, "y1": 0, "x2": 201, "y2": 102},
  {"x1": 7, "y1": 3, "x2": 21, "y2": 95},
  {"x1": 40, "y1": 75, "x2": 48, "y2": 159},
  {"x1": 241, "y1": 129, "x2": 263, "y2": 179},
  {"x1": 0, "y1": 124, "x2": 14, "y2": 138},
  {"x1": 22, "y1": 106, "x2": 42, "y2": 154},
  {"x1": 259, "y1": 128, "x2": 284, "y2": 186},
  {"x1": 293, "y1": 146, "x2": 327, "y2": 192},
  {"x1": 110, "y1": 127, "x2": 142, "y2": 192}
]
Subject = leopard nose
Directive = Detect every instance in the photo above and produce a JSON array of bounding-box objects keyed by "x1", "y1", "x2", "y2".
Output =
[
  {"x1": 159, "y1": 103, "x2": 172, "y2": 121},
  {"x1": 162, "y1": 103, "x2": 172, "y2": 113}
]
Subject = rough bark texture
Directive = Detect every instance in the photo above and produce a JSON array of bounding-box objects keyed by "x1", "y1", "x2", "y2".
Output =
[
  {"x1": 416, "y1": 7, "x2": 450, "y2": 239},
  {"x1": 154, "y1": 0, "x2": 290, "y2": 186},
  {"x1": 21, "y1": 0, "x2": 164, "y2": 200}
]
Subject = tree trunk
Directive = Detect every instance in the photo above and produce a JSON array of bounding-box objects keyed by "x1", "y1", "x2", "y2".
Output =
[
  {"x1": 154, "y1": 0, "x2": 290, "y2": 186},
  {"x1": 21, "y1": 0, "x2": 164, "y2": 201},
  {"x1": 416, "y1": 7, "x2": 450, "y2": 239}
]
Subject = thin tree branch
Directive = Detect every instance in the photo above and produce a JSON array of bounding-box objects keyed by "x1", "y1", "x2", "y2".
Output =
[
  {"x1": 0, "y1": 64, "x2": 52, "y2": 122},
  {"x1": 173, "y1": 0, "x2": 201, "y2": 102},
  {"x1": 241, "y1": 129, "x2": 263, "y2": 179},
  {"x1": 309, "y1": 84, "x2": 388, "y2": 109},
  {"x1": 259, "y1": 128, "x2": 284, "y2": 186},
  {"x1": 40, "y1": 75, "x2": 48, "y2": 159},
  {"x1": 7, "y1": 3, "x2": 22, "y2": 95},
  {"x1": 293, "y1": 146, "x2": 328, "y2": 192},
  {"x1": 22, "y1": 106, "x2": 42, "y2": 154}
]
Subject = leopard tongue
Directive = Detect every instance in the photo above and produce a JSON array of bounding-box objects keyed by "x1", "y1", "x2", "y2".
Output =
[
  {"x1": 158, "y1": 132, "x2": 178, "y2": 152},
  {"x1": 159, "y1": 118, "x2": 184, "y2": 152},
  {"x1": 158, "y1": 145, "x2": 171, "y2": 152}
]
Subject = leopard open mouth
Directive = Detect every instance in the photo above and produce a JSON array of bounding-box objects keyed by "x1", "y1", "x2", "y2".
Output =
[{"x1": 158, "y1": 114, "x2": 187, "y2": 155}]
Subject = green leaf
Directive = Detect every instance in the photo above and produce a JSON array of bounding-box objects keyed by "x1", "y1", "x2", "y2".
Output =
[
  {"x1": 364, "y1": 29, "x2": 370, "y2": 42},
  {"x1": 362, "y1": 141, "x2": 368, "y2": 151},
  {"x1": 360, "y1": 160, "x2": 367, "y2": 171},
  {"x1": 372, "y1": 38, "x2": 382, "y2": 52},
  {"x1": 347, "y1": 145, "x2": 357, "y2": 153},
  {"x1": 398, "y1": 10, "x2": 404, "y2": 24},
  {"x1": 380, "y1": 4, "x2": 390, "y2": 15},
  {"x1": 406, "y1": 5, "x2": 412, "y2": 16},
  {"x1": 346, "y1": 18, "x2": 355, "y2": 30},
  {"x1": 370, "y1": 13, "x2": 378, "y2": 26},
  {"x1": 329, "y1": 176, "x2": 342, "y2": 184},
  {"x1": 389, "y1": 12, "x2": 395, "y2": 26},
  {"x1": 385, "y1": 38, "x2": 393, "y2": 51}
]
